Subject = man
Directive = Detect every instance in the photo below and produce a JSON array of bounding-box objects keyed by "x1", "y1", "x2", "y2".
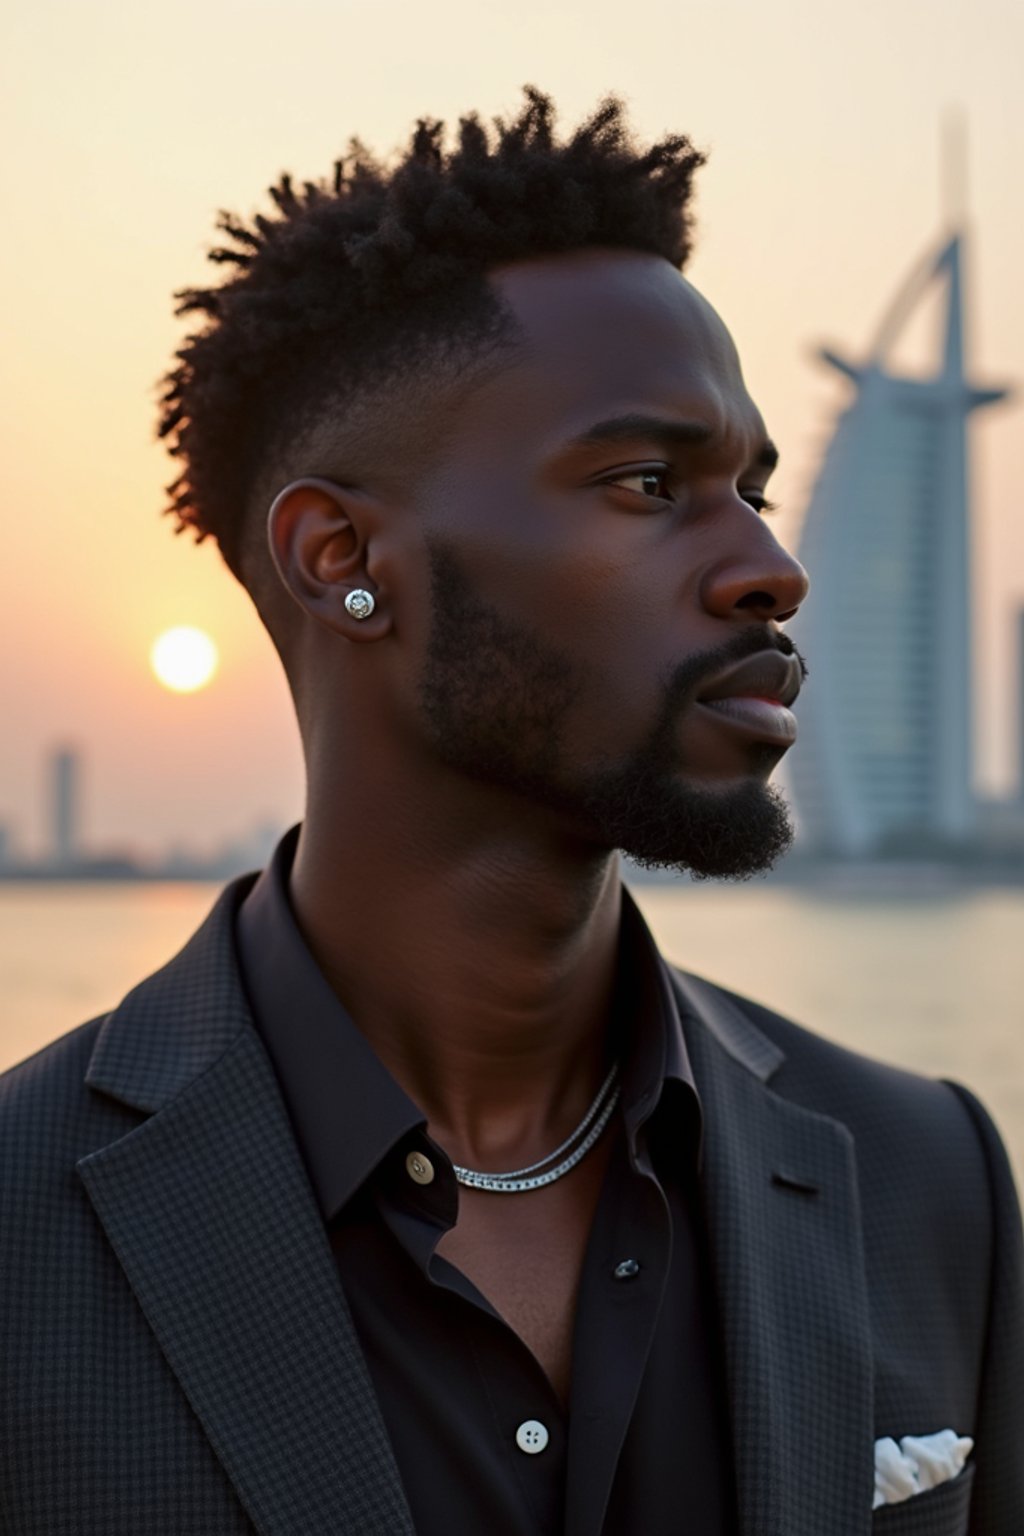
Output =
[{"x1": 1, "y1": 89, "x2": 1021, "y2": 1536}]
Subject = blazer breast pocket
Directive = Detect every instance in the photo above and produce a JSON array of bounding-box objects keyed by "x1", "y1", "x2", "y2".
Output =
[{"x1": 871, "y1": 1461, "x2": 975, "y2": 1535}]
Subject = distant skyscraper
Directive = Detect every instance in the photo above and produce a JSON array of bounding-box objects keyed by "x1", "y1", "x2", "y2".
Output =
[
  {"x1": 52, "y1": 747, "x2": 81, "y2": 869},
  {"x1": 788, "y1": 231, "x2": 1011, "y2": 855}
]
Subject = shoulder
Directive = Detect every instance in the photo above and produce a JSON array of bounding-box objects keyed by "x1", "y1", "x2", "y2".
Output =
[
  {"x1": 1, "y1": 869, "x2": 256, "y2": 1155},
  {"x1": 670, "y1": 966, "x2": 1017, "y2": 1224},
  {"x1": 0, "y1": 1015, "x2": 145, "y2": 1211},
  {"x1": 675, "y1": 967, "x2": 990, "y2": 1145},
  {"x1": 0, "y1": 1019, "x2": 115, "y2": 1279},
  {"x1": 1, "y1": 1012, "x2": 108, "y2": 1123}
]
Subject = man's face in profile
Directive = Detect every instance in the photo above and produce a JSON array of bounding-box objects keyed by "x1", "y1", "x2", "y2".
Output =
[{"x1": 410, "y1": 249, "x2": 809, "y2": 879}]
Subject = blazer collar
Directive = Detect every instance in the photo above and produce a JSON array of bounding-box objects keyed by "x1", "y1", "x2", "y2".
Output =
[
  {"x1": 78, "y1": 872, "x2": 873, "y2": 1536},
  {"x1": 670, "y1": 966, "x2": 786, "y2": 1083}
]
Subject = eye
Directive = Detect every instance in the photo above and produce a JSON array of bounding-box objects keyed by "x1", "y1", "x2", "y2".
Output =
[
  {"x1": 740, "y1": 491, "x2": 780, "y2": 517},
  {"x1": 603, "y1": 466, "x2": 671, "y2": 499}
]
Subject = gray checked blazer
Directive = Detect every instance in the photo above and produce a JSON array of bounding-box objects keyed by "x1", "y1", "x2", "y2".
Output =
[{"x1": 2, "y1": 869, "x2": 1022, "y2": 1536}]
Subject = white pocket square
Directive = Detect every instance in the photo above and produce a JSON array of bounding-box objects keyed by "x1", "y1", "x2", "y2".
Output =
[{"x1": 873, "y1": 1428, "x2": 974, "y2": 1509}]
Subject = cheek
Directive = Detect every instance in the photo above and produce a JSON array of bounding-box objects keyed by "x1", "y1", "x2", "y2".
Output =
[
  {"x1": 443, "y1": 494, "x2": 628, "y2": 636},
  {"x1": 536, "y1": 527, "x2": 682, "y2": 677},
  {"x1": 537, "y1": 556, "x2": 682, "y2": 757},
  {"x1": 416, "y1": 476, "x2": 693, "y2": 717},
  {"x1": 523, "y1": 541, "x2": 657, "y2": 709}
]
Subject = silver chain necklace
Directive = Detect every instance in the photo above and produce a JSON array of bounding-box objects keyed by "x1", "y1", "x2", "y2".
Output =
[{"x1": 451, "y1": 1062, "x2": 621, "y2": 1193}]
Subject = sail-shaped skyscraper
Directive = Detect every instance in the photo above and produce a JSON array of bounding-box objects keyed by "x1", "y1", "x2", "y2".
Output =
[{"x1": 788, "y1": 231, "x2": 1011, "y2": 855}]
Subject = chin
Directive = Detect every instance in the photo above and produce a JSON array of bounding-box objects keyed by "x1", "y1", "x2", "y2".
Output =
[{"x1": 612, "y1": 775, "x2": 795, "y2": 881}]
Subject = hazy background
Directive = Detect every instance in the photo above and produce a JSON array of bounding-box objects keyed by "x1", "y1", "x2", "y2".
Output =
[{"x1": 2, "y1": 0, "x2": 1023, "y2": 862}]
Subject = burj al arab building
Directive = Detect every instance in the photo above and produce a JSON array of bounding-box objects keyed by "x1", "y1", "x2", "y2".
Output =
[{"x1": 788, "y1": 230, "x2": 1011, "y2": 856}]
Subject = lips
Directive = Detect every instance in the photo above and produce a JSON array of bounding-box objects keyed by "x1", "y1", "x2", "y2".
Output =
[
  {"x1": 696, "y1": 650, "x2": 802, "y2": 709},
  {"x1": 690, "y1": 648, "x2": 802, "y2": 749}
]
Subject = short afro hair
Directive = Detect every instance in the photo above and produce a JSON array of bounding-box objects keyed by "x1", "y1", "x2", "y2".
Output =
[{"x1": 156, "y1": 86, "x2": 707, "y2": 590}]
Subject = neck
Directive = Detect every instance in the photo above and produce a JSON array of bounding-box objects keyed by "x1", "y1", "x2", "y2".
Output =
[{"x1": 289, "y1": 766, "x2": 623, "y2": 1172}]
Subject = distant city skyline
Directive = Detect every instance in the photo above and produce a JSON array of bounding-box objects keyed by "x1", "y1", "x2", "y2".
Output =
[
  {"x1": 0, "y1": 744, "x2": 287, "y2": 877},
  {"x1": 0, "y1": 743, "x2": 284, "y2": 879}
]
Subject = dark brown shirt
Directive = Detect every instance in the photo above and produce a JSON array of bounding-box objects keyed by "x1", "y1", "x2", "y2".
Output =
[{"x1": 235, "y1": 825, "x2": 737, "y2": 1535}]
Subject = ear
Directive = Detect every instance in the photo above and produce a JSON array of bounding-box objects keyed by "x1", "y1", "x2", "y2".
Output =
[{"x1": 266, "y1": 476, "x2": 392, "y2": 642}]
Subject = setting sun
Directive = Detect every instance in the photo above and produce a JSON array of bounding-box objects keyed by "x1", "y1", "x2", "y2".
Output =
[{"x1": 150, "y1": 627, "x2": 219, "y2": 693}]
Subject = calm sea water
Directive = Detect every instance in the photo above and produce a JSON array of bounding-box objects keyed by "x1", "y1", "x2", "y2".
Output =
[{"x1": 2, "y1": 880, "x2": 1022, "y2": 1192}]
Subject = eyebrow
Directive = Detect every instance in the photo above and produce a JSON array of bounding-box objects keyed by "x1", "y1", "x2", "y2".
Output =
[{"x1": 562, "y1": 413, "x2": 780, "y2": 472}]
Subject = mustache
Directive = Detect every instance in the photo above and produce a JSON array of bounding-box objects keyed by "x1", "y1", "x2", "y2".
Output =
[{"x1": 660, "y1": 626, "x2": 808, "y2": 710}]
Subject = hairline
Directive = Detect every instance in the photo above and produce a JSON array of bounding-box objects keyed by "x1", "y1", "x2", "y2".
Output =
[{"x1": 237, "y1": 292, "x2": 529, "y2": 649}]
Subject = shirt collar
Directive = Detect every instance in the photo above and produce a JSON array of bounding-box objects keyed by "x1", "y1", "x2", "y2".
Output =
[
  {"x1": 614, "y1": 883, "x2": 703, "y2": 1168},
  {"x1": 234, "y1": 824, "x2": 703, "y2": 1224}
]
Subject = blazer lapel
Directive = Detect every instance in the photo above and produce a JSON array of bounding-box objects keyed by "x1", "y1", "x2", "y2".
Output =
[
  {"x1": 76, "y1": 877, "x2": 415, "y2": 1536},
  {"x1": 671, "y1": 970, "x2": 875, "y2": 1536}
]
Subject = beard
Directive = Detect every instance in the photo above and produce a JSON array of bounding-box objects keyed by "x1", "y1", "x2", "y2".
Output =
[{"x1": 418, "y1": 537, "x2": 800, "y2": 881}]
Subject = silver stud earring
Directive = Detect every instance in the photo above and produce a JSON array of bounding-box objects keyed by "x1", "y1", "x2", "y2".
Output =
[{"x1": 344, "y1": 588, "x2": 375, "y2": 620}]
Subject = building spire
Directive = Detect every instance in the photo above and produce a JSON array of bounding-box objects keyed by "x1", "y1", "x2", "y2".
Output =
[{"x1": 941, "y1": 103, "x2": 968, "y2": 236}]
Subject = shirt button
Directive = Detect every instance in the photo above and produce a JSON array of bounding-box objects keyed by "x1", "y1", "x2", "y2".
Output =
[
  {"x1": 405, "y1": 1150, "x2": 435, "y2": 1186},
  {"x1": 515, "y1": 1420, "x2": 549, "y2": 1455},
  {"x1": 613, "y1": 1258, "x2": 640, "y2": 1280}
]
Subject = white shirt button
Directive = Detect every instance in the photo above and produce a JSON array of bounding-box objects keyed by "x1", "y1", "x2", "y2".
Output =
[
  {"x1": 405, "y1": 1150, "x2": 435, "y2": 1186},
  {"x1": 515, "y1": 1419, "x2": 549, "y2": 1455}
]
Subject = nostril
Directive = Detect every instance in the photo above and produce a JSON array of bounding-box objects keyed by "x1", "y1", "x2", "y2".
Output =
[{"x1": 735, "y1": 590, "x2": 777, "y2": 611}]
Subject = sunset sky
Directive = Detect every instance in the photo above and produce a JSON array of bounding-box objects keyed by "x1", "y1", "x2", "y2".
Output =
[{"x1": 3, "y1": 0, "x2": 1022, "y2": 860}]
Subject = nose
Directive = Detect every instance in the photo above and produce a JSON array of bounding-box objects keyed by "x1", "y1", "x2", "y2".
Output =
[{"x1": 699, "y1": 509, "x2": 809, "y2": 624}]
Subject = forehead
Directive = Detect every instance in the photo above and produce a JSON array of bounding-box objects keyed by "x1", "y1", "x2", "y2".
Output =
[{"x1": 471, "y1": 249, "x2": 767, "y2": 459}]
